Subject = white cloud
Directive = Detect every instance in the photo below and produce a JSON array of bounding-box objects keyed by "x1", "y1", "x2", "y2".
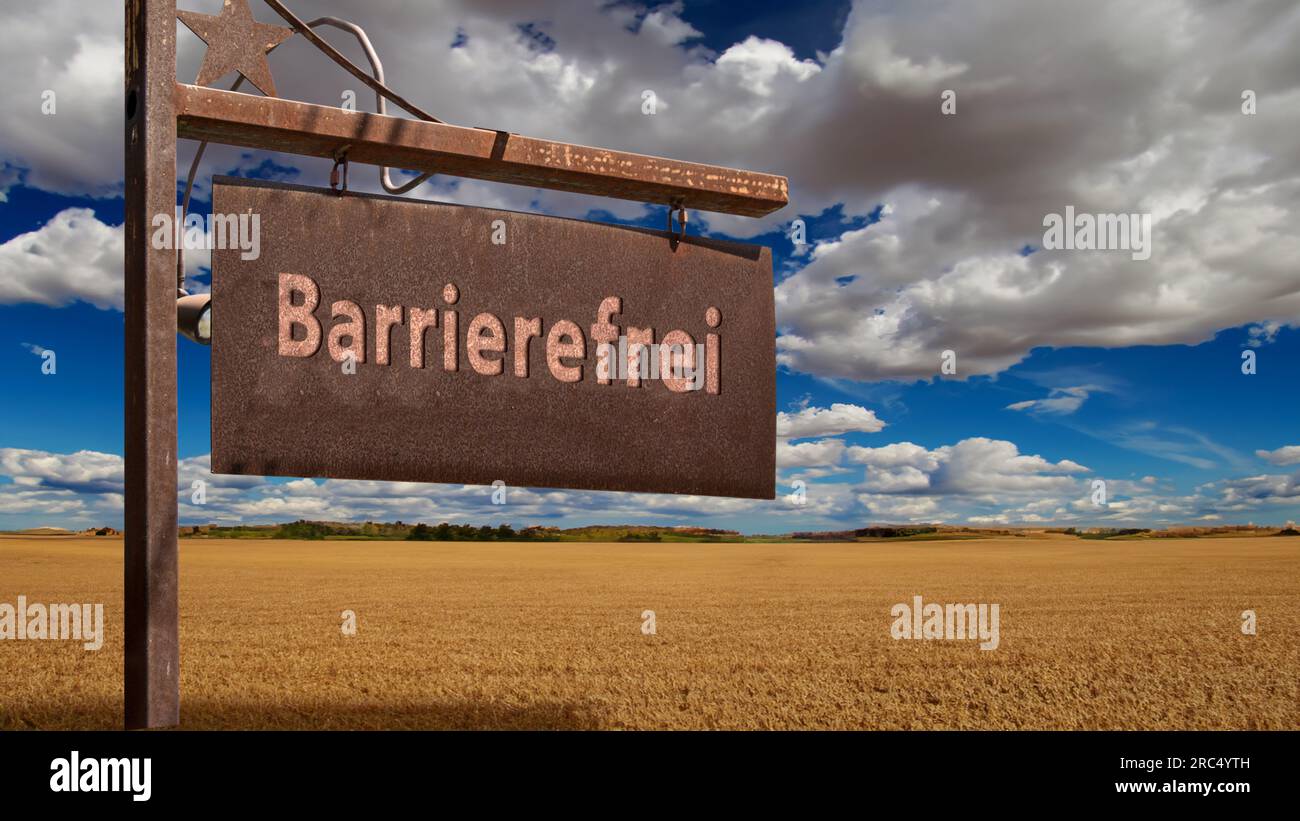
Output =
[
  {"x1": 1218, "y1": 472, "x2": 1300, "y2": 504},
  {"x1": 0, "y1": 17, "x2": 123, "y2": 196},
  {"x1": 0, "y1": 488, "x2": 90, "y2": 518},
  {"x1": 0, "y1": 209, "x2": 123, "y2": 309},
  {"x1": 4, "y1": 442, "x2": 1297, "y2": 531},
  {"x1": 1256, "y1": 445, "x2": 1300, "y2": 466},
  {"x1": 768, "y1": 1, "x2": 1300, "y2": 380},
  {"x1": 846, "y1": 441, "x2": 938, "y2": 470},
  {"x1": 0, "y1": 446, "x2": 792, "y2": 530},
  {"x1": 776, "y1": 438, "x2": 847, "y2": 469},
  {"x1": 1247, "y1": 321, "x2": 1283, "y2": 348},
  {"x1": 0, "y1": 447, "x2": 124, "y2": 494},
  {"x1": 847, "y1": 437, "x2": 1088, "y2": 496},
  {"x1": 855, "y1": 493, "x2": 941, "y2": 521},
  {"x1": 2, "y1": 0, "x2": 1297, "y2": 377},
  {"x1": 776, "y1": 402, "x2": 885, "y2": 439},
  {"x1": 1006, "y1": 386, "x2": 1096, "y2": 416},
  {"x1": 772, "y1": 402, "x2": 888, "y2": 475},
  {"x1": 711, "y1": 36, "x2": 821, "y2": 100},
  {"x1": 858, "y1": 465, "x2": 931, "y2": 493},
  {"x1": 637, "y1": 3, "x2": 704, "y2": 48}
]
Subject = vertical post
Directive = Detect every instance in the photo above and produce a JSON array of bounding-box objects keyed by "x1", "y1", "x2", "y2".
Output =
[{"x1": 124, "y1": 0, "x2": 179, "y2": 729}]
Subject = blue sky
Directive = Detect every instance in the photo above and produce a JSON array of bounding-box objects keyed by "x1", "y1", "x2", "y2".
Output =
[{"x1": 1, "y1": 0, "x2": 1297, "y2": 532}]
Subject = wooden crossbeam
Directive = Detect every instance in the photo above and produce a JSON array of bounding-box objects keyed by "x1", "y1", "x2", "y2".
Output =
[{"x1": 174, "y1": 83, "x2": 788, "y2": 217}]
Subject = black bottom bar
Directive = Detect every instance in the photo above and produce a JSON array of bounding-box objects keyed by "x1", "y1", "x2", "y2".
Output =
[{"x1": 1, "y1": 730, "x2": 1288, "y2": 807}]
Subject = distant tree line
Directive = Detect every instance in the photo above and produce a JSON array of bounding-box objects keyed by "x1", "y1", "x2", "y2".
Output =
[
  {"x1": 1076, "y1": 528, "x2": 1151, "y2": 539},
  {"x1": 400, "y1": 522, "x2": 553, "y2": 543},
  {"x1": 788, "y1": 526, "x2": 940, "y2": 540},
  {"x1": 182, "y1": 521, "x2": 709, "y2": 542},
  {"x1": 853, "y1": 526, "x2": 938, "y2": 538},
  {"x1": 616, "y1": 531, "x2": 662, "y2": 542},
  {"x1": 273, "y1": 521, "x2": 340, "y2": 539}
]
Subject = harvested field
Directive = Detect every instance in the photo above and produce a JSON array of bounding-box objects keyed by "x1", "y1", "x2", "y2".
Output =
[{"x1": 1, "y1": 536, "x2": 1296, "y2": 729}]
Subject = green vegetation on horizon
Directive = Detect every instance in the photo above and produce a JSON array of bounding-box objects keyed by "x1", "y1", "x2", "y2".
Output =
[{"x1": 158, "y1": 521, "x2": 1300, "y2": 543}]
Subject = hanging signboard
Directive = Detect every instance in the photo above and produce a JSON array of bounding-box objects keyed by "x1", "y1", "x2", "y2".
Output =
[{"x1": 210, "y1": 177, "x2": 776, "y2": 498}]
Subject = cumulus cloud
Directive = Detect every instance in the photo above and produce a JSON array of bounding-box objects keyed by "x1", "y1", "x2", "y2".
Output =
[
  {"x1": 1218, "y1": 471, "x2": 1300, "y2": 505},
  {"x1": 845, "y1": 442, "x2": 938, "y2": 470},
  {"x1": 773, "y1": 402, "x2": 887, "y2": 477},
  {"x1": 0, "y1": 209, "x2": 123, "y2": 309},
  {"x1": 1, "y1": 447, "x2": 808, "y2": 530},
  {"x1": 776, "y1": 402, "x2": 885, "y2": 439},
  {"x1": 767, "y1": 0, "x2": 1300, "y2": 380},
  {"x1": 1246, "y1": 321, "x2": 1284, "y2": 348},
  {"x1": 0, "y1": 10, "x2": 123, "y2": 196},
  {"x1": 0, "y1": 488, "x2": 92, "y2": 519},
  {"x1": 856, "y1": 493, "x2": 942, "y2": 520},
  {"x1": 0, "y1": 447, "x2": 125, "y2": 494},
  {"x1": 776, "y1": 438, "x2": 847, "y2": 469},
  {"x1": 847, "y1": 437, "x2": 1088, "y2": 496},
  {"x1": 0, "y1": 449, "x2": 125, "y2": 526},
  {"x1": 1256, "y1": 445, "x2": 1300, "y2": 466},
  {"x1": 4, "y1": 441, "x2": 1297, "y2": 530},
  {"x1": 4, "y1": 0, "x2": 1298, "y2": 380}
]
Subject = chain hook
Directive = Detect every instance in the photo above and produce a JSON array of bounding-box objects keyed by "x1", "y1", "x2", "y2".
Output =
[
  {"x1": 330, "y1": 147, "x2": 351, "y2": 195},
  {"x1": 667, "y1": 199, "x2": 687, "y2": 250}
]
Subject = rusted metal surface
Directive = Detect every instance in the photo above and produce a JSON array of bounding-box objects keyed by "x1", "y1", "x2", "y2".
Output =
[
  {"x1": 124, "y1": 0, "x2": 180, "y2": 729},
  {"x1": 211, "y1": 178, "x2": 776, "y2": 498},
  {"x1": 177, "y1": 0, "x2": 293, "y2": 97},
  {"x1": 175, "y1": 84, "x2": 789, "y2": 217}
]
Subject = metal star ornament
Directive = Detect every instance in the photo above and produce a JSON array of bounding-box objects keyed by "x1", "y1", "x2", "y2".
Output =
[{"x1": 178, "y1": 0, "x2": 294, "y2": 97}]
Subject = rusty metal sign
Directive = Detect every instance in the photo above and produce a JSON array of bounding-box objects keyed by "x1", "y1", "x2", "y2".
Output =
[{"x1": 210, "y1": 177, "x2": 776, "y2": 498}]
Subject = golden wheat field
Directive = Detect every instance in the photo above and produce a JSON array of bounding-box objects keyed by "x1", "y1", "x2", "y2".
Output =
[{"x1": 1, "y1": 535, "x2": 1297, "y2": 730}]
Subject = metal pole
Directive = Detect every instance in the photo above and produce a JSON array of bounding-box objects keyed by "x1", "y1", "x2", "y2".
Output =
[{"x1": 124, "y1": 0, "x2": 180, "y2": 729}]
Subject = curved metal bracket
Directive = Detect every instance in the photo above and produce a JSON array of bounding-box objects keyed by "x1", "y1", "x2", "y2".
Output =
[{"x1": 304, "y1": 16, "x2": 435, "y2": 195}]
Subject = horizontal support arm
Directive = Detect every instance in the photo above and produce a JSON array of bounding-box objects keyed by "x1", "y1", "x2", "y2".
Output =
[{"x1": 174, "y1": 83, "x2": 788, "y2": 217}]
